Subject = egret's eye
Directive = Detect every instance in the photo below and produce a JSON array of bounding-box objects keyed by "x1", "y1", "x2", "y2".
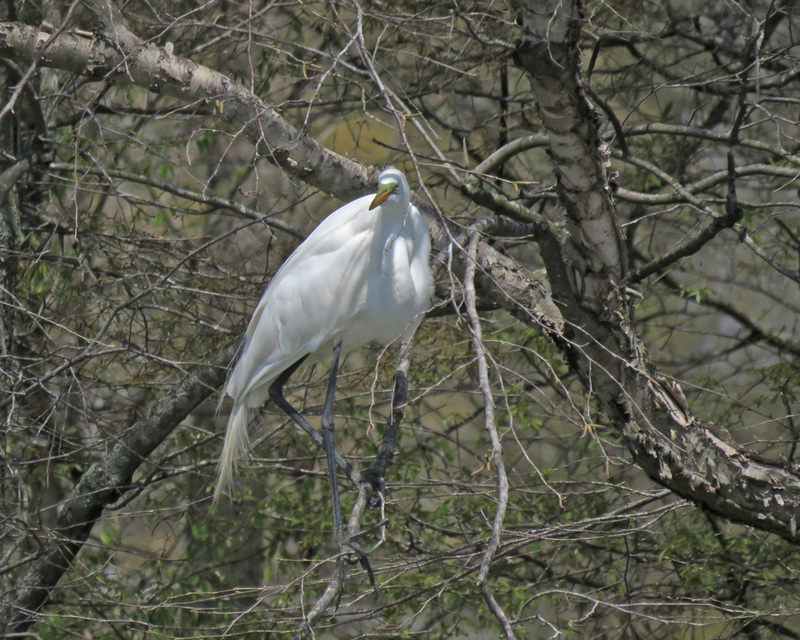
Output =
[{"x1": 380, "y1": 181, "x2": 399, "y2": 194}]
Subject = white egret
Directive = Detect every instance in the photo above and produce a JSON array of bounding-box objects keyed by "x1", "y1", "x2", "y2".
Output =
[{"x1": 215, "y1": 167, "x2": 433, "y2": 518}]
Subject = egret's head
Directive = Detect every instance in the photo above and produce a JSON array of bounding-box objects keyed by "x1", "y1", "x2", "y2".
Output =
[{"x1": 369, "y1": 167, "x2": 408, "y2": 211}]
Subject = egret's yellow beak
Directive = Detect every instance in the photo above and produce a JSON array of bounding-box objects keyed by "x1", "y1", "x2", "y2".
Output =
[{"x1": 369, "y1": 186, "x2": 392, "y2": 210}]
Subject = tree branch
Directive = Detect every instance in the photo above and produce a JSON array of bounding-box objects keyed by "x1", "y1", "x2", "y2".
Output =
[
  {"x1": 625, "y1": 152, "x2": 744, "y2": 284},
  {"x1": 0, "y1": 344, "x2": 236, "y2": 635},
  {"x1": 465, "y1": 219, "x2": 516, "y2": 640},
  {"x1": 511, "y1": 0, "x2": 800, "y2": 545}
]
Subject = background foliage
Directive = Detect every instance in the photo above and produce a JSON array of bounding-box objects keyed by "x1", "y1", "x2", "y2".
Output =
[{"x1": 2, "y1": 0, "x2": 800, "y2": 638}]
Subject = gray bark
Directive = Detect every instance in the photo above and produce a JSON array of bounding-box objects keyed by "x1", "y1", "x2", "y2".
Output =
[{"x1": 510, "y1": 0, "x2": 800, "y2": 540}]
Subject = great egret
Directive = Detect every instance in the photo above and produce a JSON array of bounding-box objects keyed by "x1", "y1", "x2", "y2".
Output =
[{"x1": 215, "y1": 167, "x2": 433, "y2": 523}]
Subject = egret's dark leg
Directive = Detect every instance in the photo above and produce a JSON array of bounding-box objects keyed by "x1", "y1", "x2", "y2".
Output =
[
  {"x1": 322, "y1": 340, "x2": 344, "y2": 545},
  {"x1": 362, "y1": 367, "x2": 408, "y2": 499},
  {"x1": 268, "y1": 355, "x2": 356, "y2": 484}
]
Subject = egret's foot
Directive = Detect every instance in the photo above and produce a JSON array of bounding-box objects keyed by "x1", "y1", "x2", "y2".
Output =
[
  {"x1": 361, "y1": 468, "x2": 386, "y2": 510},
  {"x1": 345, "y1": 539, "x2": 379, "y2": 595}
]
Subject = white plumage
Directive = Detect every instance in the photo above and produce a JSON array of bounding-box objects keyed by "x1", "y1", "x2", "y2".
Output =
[{"x1": 215, "y1": 167, "x2": 432, "y2": 500}]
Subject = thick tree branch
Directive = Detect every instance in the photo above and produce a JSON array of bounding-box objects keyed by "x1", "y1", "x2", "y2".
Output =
[
  {"x1": 511, "y1": 0, "x2": 800, "y2": 543},
  {"x1": 0, "y1": 20, "x2": 372, "y2": 201},
  {"x1": 512, "y1": 0, "x2": 628, "y2": 284}
]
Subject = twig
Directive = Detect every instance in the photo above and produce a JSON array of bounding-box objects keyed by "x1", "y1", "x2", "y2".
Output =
[
  {"x1": 0, "y1": 5, "x2": 78, "y2": 128},
  {"x1": 726, "y1": 149, "x2": 800, "y2": 285},
  {"x1": 624, "y1": 202, "x2": 742, "y2": 284},
  {"x1": 363, "y1": 339, "x2": 412, "y2": 488},
  {"x1": 735, "y1": 223, "x2": 800, "y2": 285},
  {"x1": 294, "y1": 553, "x2": 346, "y2": 640},
  {"x1": 464, "y1": 221, "x2": 516, "y2": 640}
]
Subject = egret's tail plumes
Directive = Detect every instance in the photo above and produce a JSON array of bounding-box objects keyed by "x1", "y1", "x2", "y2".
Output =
[{"x1": 214, "y1": 403, "x2": 251, "y2": 503}]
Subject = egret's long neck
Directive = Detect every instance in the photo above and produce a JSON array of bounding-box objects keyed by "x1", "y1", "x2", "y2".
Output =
[
  {"x1": 377, "y1": 194, "x2": 410, "y2": 227},
  {"x1": 370, "y1": 200, "x2": 408, "y2": 272}
]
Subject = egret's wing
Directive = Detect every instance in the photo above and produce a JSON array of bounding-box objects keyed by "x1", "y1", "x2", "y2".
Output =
[{"x1": 226, "y1": 195, "x2": 377, "y2": 406}]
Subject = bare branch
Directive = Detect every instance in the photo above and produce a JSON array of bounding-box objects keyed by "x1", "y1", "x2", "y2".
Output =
[
  {"x1": 465, "y1": 220, "x2": 515, "y2": 640},
  {"x1": 1, "y1": 344, "x2": 236, "y2": 635}
]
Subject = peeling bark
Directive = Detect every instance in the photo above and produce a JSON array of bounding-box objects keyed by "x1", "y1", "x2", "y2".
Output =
[{"x1": 510, "y1": 0, "x2": 800, "y2": 542}]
